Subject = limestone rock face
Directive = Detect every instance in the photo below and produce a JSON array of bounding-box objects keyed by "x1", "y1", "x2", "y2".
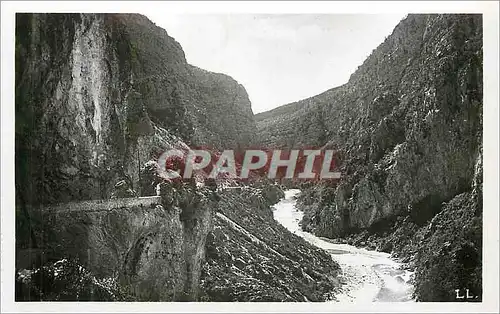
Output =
[
  {"x1": 256, "y1": 14, "x2": 483, "y2": 301},
  {"x1": 15, "y1": 13, "x2": 256, "y2": 207},
  {"x1": 15, "y1": 13, "x2": 254, "y2": 301},
  {"x1": 257, "y1": 14, "x2": 482, "y2": 234}
]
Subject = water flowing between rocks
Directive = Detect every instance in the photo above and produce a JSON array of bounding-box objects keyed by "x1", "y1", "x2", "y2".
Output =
[{"x1": 272, "y1": 189, "x2": 415, "y2": 303}]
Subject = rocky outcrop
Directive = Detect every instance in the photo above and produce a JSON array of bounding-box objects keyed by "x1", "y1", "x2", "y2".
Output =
[
  {"x1": 256, "y1": 14, "x2": 483, "y2": 301},
  {"x1": 16, "y1": 181, "x2": 217, "y2": 301}
]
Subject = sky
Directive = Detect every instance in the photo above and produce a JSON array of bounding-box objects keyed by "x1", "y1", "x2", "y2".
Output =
[{"x1": 145, "y1": 14, "x2": 407, "y2": 114}]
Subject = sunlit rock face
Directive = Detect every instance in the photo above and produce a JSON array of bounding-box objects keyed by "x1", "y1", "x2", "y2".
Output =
[{"x1": 256, "y1": 14, "x2": 483, "y2": 301}]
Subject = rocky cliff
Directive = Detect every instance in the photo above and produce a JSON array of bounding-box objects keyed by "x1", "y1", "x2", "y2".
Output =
[
  {"x1": 15, "y1": 13, "x2": 255, "y2": 301},
  {"x1": 15, "y1": 13, "x2": 256, "y2": 207},
  {"x1": 16, "y1": 183, "x2": 216, "y2": 301},
  {"x1": 15, "y1": 13, "x2": 341, "y2": 302},
  {"x1": 256, "y1": 14, "x2": 483, "y2": 301}
]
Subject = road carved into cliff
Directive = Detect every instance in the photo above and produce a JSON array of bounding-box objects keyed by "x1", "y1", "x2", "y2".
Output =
[{"x1": 272, "y1": 189, "x2": 415, "y2": 303}]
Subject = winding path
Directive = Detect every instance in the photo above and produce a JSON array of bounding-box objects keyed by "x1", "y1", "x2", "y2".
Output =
[{"x1": 272, "y1": 189, "x2": 415, "y2": 303}]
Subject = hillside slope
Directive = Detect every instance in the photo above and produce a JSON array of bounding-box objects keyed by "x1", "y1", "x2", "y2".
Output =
[{"x1": 201, "y1": 186, "x2": 340, "y2": 302}]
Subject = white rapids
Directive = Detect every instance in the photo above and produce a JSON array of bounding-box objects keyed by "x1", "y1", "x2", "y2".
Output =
[{"x1": 272, "y1": 189, "x2": 415, "y2": 303}]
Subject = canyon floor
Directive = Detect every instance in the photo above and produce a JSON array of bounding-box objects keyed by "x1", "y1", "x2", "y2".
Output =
[{"x1": 273, "y1": 189, "x2": 415, "y2": 303}]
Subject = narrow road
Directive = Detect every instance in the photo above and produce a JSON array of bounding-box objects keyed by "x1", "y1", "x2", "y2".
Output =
[{"x1": 272, "y1": 189, "x2": 415, "y2": 303}]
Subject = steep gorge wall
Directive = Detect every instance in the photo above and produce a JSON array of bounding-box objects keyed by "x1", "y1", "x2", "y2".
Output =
[
  {"x1": 256, "y1": 14, "x2": 482, "y2": 235},
  {"x1": 15, "y1": 13, "x2": 254, "y2": 301},
  {"x1": 256, "y1": 14, "x2": 483, "y2": 301},
  {"x1": 15, "y1": 13, "x2": 256, "y2": 208}
]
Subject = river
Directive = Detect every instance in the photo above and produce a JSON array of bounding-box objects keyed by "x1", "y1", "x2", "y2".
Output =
[{"x1": 272, "y1": 189, "x2": 415, "y2": 303}]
